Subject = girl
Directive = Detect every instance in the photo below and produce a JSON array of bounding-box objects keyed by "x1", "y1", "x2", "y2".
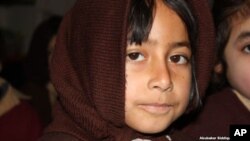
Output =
[
  {"x1": 0, "y1": 40, "x2": 43, "y2": 141},
  {"x1": 180, "y1": 0, "x2": 250, "y2": 139},
  {"x1": 39, "y1": 0, "x2": 214, "y2": 140}
]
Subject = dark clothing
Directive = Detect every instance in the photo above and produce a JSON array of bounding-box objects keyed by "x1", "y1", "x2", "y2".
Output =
[
  {"x1": 182, "y1": 88, "x2": 250, "y2": 139},
  {"x1": 39, "y1": 132, "x2": 78, "y2": 141},
  {"x1": 21, "y1": 82, "x2": 52, "y2": 125},
  {"x1": 0, "y1": 100, "x2": 43, "y2": 141},
  {"x1": 20, "y1": 16, "x2": 62, "y2": 126}
]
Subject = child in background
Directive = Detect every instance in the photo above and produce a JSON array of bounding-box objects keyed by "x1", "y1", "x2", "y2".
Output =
[
  {"x1": 180, "y1": 0, "x2": 250, "y2": 139},
  {"x1": 0, "y1": 36, "x2": 43, "y2": 141},
  {"x1": 39, "y1": 0, "x2": 214, "y2": 141},
  {"x1": 21, "y1": 16, "x2": 62, "y2": 126},
  {"x1": 0, "y1": 77, "x2": 43, "y2": 141}
]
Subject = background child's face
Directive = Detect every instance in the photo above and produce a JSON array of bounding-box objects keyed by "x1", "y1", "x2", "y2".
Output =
[
  {"x1": 224, "y1": 17, "x2": 250, "y2": 100},
  {"x1": 125, "y1": 1, "x2": 192, "y2": 134}
]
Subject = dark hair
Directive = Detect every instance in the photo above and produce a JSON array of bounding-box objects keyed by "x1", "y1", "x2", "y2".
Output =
[
  {"x1": 0, "y1": 30, "x2": 5, "y2": 61},
  {"x1": 128, "y1": 0, "x2": 199, "y2": 113},
  {"x1": 24, "y1": 15, "x2": 62, "y2": 85},
  {"x1": 208, "y1": 0, "x2": 250, "y2": 92},
  {"x1": 0, "y1": 81, "x2": 9, "y2": 100}
]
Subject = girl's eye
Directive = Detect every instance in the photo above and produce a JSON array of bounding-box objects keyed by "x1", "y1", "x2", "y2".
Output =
[
  {"x1": 243, "y1": 45, "x2": 250, "y2": 54},
  {"x1": 169, "y1": 55, "x2": 189, "y2": 64},
  {"x1": 126, "y1": 52, "x2": 145, "y2": 61}
]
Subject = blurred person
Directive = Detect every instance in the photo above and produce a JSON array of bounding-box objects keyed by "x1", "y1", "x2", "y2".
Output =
[
  {"x1": 0, "y1": 28, "x2": 26, "y2": 91},
  {"x1": 0, "y1": 34, "x2": 43, "y2": 141},
  {"x1": 179, "y1": 0, "x2": 250, "y2": 139},
  {"x1": 20, "y1": 15, "x2": 62, "y2": 126}
]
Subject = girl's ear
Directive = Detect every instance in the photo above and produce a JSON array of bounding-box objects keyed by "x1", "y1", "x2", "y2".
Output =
[{"x1": 214, "y1": 63, "x2": 223, "y2": 74}]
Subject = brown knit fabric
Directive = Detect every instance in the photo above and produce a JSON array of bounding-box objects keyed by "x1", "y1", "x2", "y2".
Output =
[
  {"x1": 40, "y1": 0, "x2": 215, "y2": 141},
  {"x1": 188, "y1": 0, "x2": 215, "y2": 99}
]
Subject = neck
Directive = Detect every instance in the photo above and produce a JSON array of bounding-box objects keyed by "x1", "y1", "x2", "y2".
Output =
[{"x1": 232, "y1": 89, "x2": 250, "y2": 111}]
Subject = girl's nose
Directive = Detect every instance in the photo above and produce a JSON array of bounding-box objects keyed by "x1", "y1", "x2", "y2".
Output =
[{"x1": 148, "y1": 62, "x2": 173, "y2": 93}]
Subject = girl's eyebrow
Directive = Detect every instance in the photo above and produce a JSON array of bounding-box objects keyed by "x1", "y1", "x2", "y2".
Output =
[
  {"x1": 171, "y1": 41, "x2": 191, "y2": 49},
  {"x1": 146, "y1": 39, "x2": 191, "y2": 49},
  {"x1": 235, "y1": 31, "x2": 250, "y2": 43}
]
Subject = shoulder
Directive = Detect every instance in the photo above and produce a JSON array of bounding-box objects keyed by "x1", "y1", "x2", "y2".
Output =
[
  {"x1": 194, "y1": 87, "x2": 241, "y2": 123},
  {"x1": 203, "y1": 87, "x2": 246, "y2": 114},
  {"x1": 0, "y1": 100, "x2": 43, "y2": 141},
  {"x1": 12, "y1": 100, "x2": 40, "y2": 118},
  {"x1": 178, "y1": 87, "x2": 248, "y2": 139},
  {"x1": 3, "y1": 99, "x2": 43, "y2": 131}
]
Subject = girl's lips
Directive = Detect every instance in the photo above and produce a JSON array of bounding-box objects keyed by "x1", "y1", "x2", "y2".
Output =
[{"x1": 138, "y1": 103, "x2": 173, "y2": 115}]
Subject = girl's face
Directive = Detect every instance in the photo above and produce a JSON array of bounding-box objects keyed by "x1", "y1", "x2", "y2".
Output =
[
  {"x1": 224, "y1": 17, "x2": 250, "y2": 100},
  {"x1": 125, "y1": 1, "x2": 192, "y2": 134}
]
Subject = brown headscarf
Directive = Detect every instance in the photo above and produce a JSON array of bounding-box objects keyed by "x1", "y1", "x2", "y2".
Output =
[{"x1": 41, "y1": 0, "x2": 214, "y2": 141}]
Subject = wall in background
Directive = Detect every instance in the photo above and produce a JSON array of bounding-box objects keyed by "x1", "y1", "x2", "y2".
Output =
[{"x1": 0, "y1": 0, "x2": 76, "y2": 55}]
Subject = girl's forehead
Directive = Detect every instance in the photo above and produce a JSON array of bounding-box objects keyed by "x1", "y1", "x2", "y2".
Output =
[
  {"x1": 230, "y1": 14, "x2": 250, "y2": 29},
  {"x1": 229, "y1": 4, "x2": 250, "y2": 25}
]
